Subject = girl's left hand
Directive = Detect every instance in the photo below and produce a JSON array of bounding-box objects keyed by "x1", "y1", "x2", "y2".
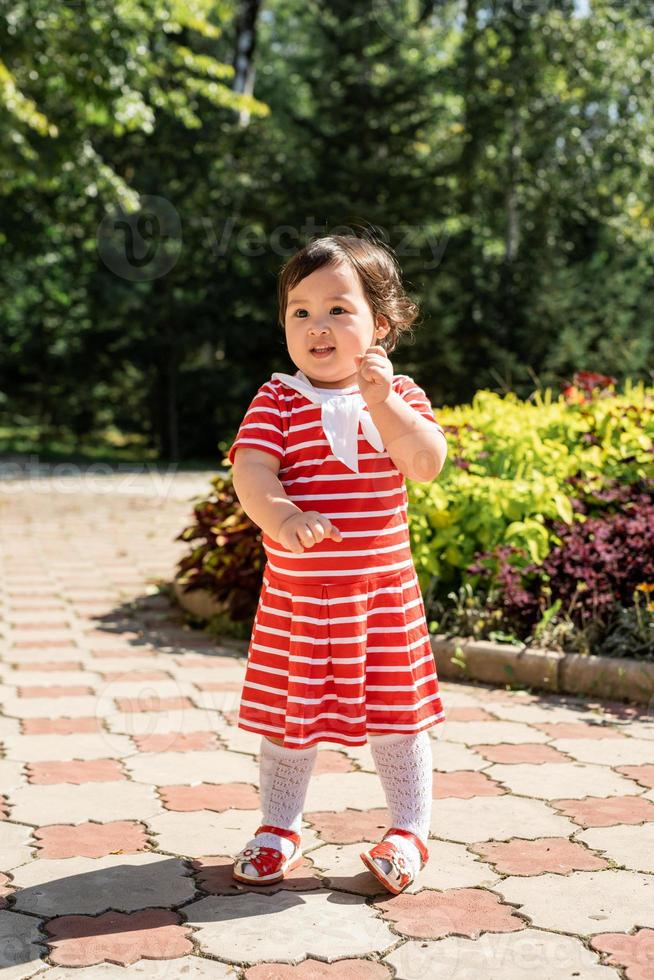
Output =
[{"x1": 354, "y1": 346, "x2": 393, "y2": 406}]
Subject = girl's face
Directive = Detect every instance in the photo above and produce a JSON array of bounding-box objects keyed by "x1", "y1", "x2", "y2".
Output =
[{"x1": 283, "y1": 261, "x2": 390, "y2": 389}]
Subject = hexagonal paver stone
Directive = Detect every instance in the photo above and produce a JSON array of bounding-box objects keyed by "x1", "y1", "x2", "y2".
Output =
[
  {"x1": 383, "y1": 929, "x2": 620, "y2": 979},
  {"x1": 6, "y1": 781, "x2": 163, "y2": 825},
  {"x1": 9, "y1": 853, "x2": 196, "y2": 917},
  {"x1": 124, "y1": 748, "x2": 259, "y2": 786},
  {"x1": 184, "y1": 891, "x2": 397, "y2": 964},
  {"x1": 1, "y1": 733, "x2": 135, "y2": 762},
  {"x1": 550, "y1": 739, "x2": 654, "y2": 767},
  {"x1": 577, "y1": 824, "x2": 654, "y2": 873},
  {"x1": 496, "y1": 870, "x2": 654, "y2": 935},
  {"x1": 483, "y1": 763, "x2": 642, "y2": 800},
  {"x1": 432, "y1": 795, "x2": 576, "y2": 844},
  {"x1": 0, "y1": 909, "x2": 47, "y2": 978},
  {"x1": 0, "y1": 822, "x2": 33, "y2": 870}
]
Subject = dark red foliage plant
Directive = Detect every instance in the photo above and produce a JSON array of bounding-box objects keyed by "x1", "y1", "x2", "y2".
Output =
[
  {"x1": 174, "y1": 475, "x2": 264, "y2": 622},
  {"x1": 466, "y1": 479, "x2": 654, "y2": 639}
]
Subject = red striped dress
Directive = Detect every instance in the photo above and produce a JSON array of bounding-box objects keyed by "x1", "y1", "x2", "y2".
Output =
[{"x1": 227, "y1": 372, "x2": 447, "y2": 748}]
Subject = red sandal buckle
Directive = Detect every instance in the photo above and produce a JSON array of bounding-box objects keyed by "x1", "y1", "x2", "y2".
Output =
[{"x1": 256, "y1": 824, "x2": 302, "y2": 848}]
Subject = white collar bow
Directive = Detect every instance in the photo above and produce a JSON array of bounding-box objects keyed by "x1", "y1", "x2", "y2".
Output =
[{"x1": 270, "y1": 369, "x2": 385, "y2": 473}]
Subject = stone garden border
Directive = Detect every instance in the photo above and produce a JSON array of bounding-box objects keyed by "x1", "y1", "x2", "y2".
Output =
[{"x1": 172, "y1": 580, "x2": 654, "y2": 707}]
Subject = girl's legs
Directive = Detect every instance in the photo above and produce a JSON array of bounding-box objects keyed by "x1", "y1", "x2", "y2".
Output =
[
  {"x1": 368, "y1": 730, "x2": 433, "y2": 877},
  {"x1": 240, "y1": 735, "x2": 318, "y2": 876}
]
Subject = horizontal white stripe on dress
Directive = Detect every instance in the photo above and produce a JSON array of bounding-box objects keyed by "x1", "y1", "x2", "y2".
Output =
[
  {"x1": 244, "y1": 661, "x2": 433, "y2": 694},
  {"x1": 246, "y1": 649, "x2": 434, "y2": 674},
  {"x1": 262, "y1": 580, "x2": 407, "y2": 603},
  {"x1": 280, "y1": 451, "x2": 396, "y2": 472},
  {"x1": 236, "y1": 717, "x2": 445, "y2": 743},
  {"x1": 288, "y1": 692, "x2": 443, "y2": 726},
  {"x1": 264, "y1": 538, "x2": 411, "y2": 561},
  {"x1": 286, "y1": 711, "x2": 367, "y2": 725},
  {"x1": 243, "y1": 688, "x2": 441, "y2": 728},
  {"x1": 285, "y1": 486, "x2": 405, "y2": 501},
  {"x1": 287, "y1": 693, "x2": 366, "y2": 706},
  {"x1": 284, "y1": 471, "x2": 403, "y2": 487},
  {"x1": 263, "y1": 524, "x2": 409, "y2": 543},
  {"x1": 232, "y1": 438, "x2": 283, "y2": 457},
  {"x1": 257, "y1": 595, "x2": 423, "y2": 624},
  {"x1": 252, "y1": 612, "x2": 427, "y2": 643},
  {"x1": 264, "y1": 558, "x2": 414, "y2": 578}
]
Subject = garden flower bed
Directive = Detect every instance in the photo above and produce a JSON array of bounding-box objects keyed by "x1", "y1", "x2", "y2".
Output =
[{"x1": 172, "y1": 373, "x2": 654, "y2": 699}]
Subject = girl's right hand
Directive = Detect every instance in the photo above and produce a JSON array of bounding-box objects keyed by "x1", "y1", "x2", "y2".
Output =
[{"x1": 276, "y1": 511, "x2": 343, "y2": 554}]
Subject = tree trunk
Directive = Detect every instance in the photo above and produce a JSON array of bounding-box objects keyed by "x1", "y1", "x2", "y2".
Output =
[{"x1": 232, "y1": 0, "x2": 262, "y2": 128}]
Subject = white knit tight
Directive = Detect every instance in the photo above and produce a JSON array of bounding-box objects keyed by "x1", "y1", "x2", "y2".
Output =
[
  {"x1": 239, "y1": 730, "x2": 433, "y2": 879},
  {"x1": 368, "y1": 730, "x2": 433, "y2": 877},
  {"x1": 240, "y1": 736, "x2": 318, "y2": 876}
]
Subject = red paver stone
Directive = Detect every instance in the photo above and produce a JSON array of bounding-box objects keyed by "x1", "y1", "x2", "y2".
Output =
[
  {"x1": 44, "y1": 909, "x2": 193, "y2": 966},
  {"x1": 27, "y1": 759, "x2": 127, "y2": 784},
  {"x1": 12, "y1": 661, "x2": 83, "y2": 672},
  {"x1": 246, "y1": 960, "x2": 391, "y2": 979},
  {"x1": 9, "y1": 602, "x2": 64, "y2": 611},
  {"x1": 0, "y1": 797, "x2": 11, "y2": 820},
  {"x1": 191, "y1": 854, "x2": 322, "y2": 893},
  {"x1": 21, "y1": 717, "x2": 102, "y2": 735},
  {"x1": 314, "y1": 750, "x2": 355, "y2": 774},
  {"x1": 133, "y1": 732, "x2": 220, "y2": 752},
  {"x1": 114, "y1": 695, "x2": 194, "y2": 712},
  {"x1": 470, "y1": 837, "x2": 610, "y2": 875},
  {"x1": 10, "y1": 640, "x2": 78, "y2": 650},
  {"x1": 433, "y1": 771, "x2": 506, "y2": 798},
  {"x1": 473, "y1": 744, "x2": 573, "y2": 764},
  {"x1": 444, "y1": 707, "x2": 498, "y2": 722},
  {"x1": 552, "y1": 796, "x2": 654, "y2": 827},
  {"x1": 11, "y1": 622, "x2": 71, "y2": 630},
  {"x1": 160, "y1": 783, "x2": 259, "y2": 812},
  {"x1": 617, "y1": 765, "x2": 654, "y2": 790},
  {"x1": 200, "y1": 681, "x2": 248, "y2": 692},
  {"x1": 89, "y1": 648, "x2": 157, "y2": 658},
  {"x1": 591, "y1": 928, "x2": 654, "y2": 980},
  {"x1": 5, "y1": 585, "x2": 59, "y2": 602},
  {"x1": 83, "y1": 629, "x2": 143, "y2": 644},
  {"x1": 375, "y1": 887, "x2": 527, "y2": 940},
  {"x1": 304, "y1": 809, "x2": 390, "y2": 844},
  {"x1": 34, "y1": 821, "x2": 149, "y2": 858},
  {"x1": 532, "y1": 722, "x2": 626, "y2": 739},
  {"x1": 17, "y1": 685, "x2": 94, "y2": 698},
  {"x1": 99, "y1": 670, "x2": 171, "y2": 681},
  {"x1": 174, "y1": 656, "x2": 240, "y2": 669}
]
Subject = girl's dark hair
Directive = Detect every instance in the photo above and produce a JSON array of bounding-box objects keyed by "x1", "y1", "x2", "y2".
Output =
[{"x1": 277, "y1": 233, "x2": 420, "y2": 354}]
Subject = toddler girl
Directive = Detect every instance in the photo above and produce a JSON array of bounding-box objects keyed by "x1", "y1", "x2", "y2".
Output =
[{"x1": 227, "y1": 234, "x2": 447, "y2": 894}]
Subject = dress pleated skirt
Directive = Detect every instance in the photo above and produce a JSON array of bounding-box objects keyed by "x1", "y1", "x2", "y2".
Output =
[{"x1": 236, "y1": 561, "x2": 446, "y2": 748}]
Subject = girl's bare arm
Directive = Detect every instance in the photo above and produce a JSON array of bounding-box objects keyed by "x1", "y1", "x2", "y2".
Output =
[{"x1": 231, "y1": 447, "x2": 304, "y2": 540}]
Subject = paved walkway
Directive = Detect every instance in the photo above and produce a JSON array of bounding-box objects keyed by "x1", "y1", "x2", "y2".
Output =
[{"x1": 1, "y1": 468, "x2": 653, "y2": 979}]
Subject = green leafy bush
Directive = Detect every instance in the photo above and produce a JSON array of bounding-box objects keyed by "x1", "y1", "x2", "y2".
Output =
[{"x1": 175, "y1": 380, "x2": 654, "y2": 657}]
